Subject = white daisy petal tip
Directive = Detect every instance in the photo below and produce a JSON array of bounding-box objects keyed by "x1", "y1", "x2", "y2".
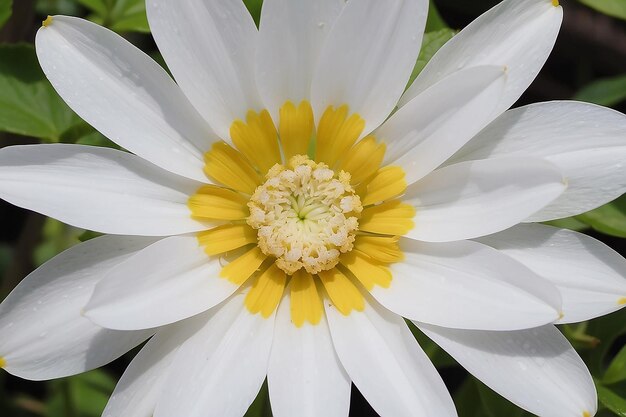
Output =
[
  {"x1": 451, "y1": 101, "x2": 626, "y2": 221},
  {"x1": 478, "y1": 224, "x2": 626, "y2": 324},
  {"x1": 42, "y1": 15, "x2": 54, "y2": 27},
  {"x1": 419, "y1": 323, "x2": 597, "y2": 417}
]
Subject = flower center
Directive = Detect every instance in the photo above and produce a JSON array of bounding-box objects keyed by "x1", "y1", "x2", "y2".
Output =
[{"x1": 247, "y1": 155, "x2": 363, "y2": 275}]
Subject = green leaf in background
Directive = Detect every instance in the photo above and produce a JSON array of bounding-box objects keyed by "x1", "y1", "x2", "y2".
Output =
[
  {"x1": 76, "y1": 0, "x2": 149, "y2": 33},
  {"x1": 598, "y1": 384, "x2": 626, "y2": 416},
  {"x1": 243, "y1": 0, "x2": 263, "y2": 27},
  {"x1": 603, "y1": 345, "x2": 626, "y2": 385},
  {"x1": 0, "y1": 0, "x2": 11, "y2": 29},
  {"x1": 46, "y1": 369, "x2": 116, "y2": 417},
  {"x1": 0, "y1": 44, "x2": 82, "y2": 141},
  {"x1": 406, "y1": 28, "x2": 456, "y2": 90},
  {"x1": 36, "y1": 0, "x2": 81, "y2": 16},
  {"x1": 578, "y1": 0, "x2": 626, "y2": 20},
  {"x1": 74, "y1": 0, "x2": 106, "y2": 16},
  {"x1": 542, "y1": 216, "x2": 590, "y2": 232},
  {"x1": 580, "y1": 308, "x2": 626, "y2": 376},
  {"x1": 576, "y1": 195, "x2": 626, "y2": 238},
  {"x1": 33, "y1": 218, "x2": 83, "y2": 266},
  {"x1": 244, "y1": 381, "x2": 272, "y2": 417},
  {"x1": 426, "y1": 0, "x2": 448, "y2": 31},
  {"x1": 574, "y1": 74, "x2": 626, "y2": 106},
  {"x1": 455, "y1": 378, "x2": 483, "y2": 417}
]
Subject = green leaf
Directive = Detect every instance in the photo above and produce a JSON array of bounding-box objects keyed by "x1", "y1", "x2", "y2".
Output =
[
  {"x1": 406, "y1": 28, "x2": 456, "y2": 90},
  {"x1": 597, "y1": 384, "x2": 626, "y2": 416},
  {"x1": 34, "y1": 218, "x2": 83, "y2": 266},
  {"x1": 426, "y1": 0, "x2": 449, "y2": 31},
  {"x1": 46, "y1": 370, "x2": 116, "y2": 417},
  {"x1": 0, "y1": 0, "x2": 11, "y2": 29},
  {"x1": 37, "y1": 0, "x2": 82, "y2": 16},
  {"x1": 78, "y1": 230, "x2": 104, "y2": 242},
  {"x1": 542, "y1": 216, "x2": 590, "y2": 232},
  {"x1": 243, "y1": 0, "x2": 263, "y2": 27},
  {"x1": 576, "y1": 195, "x2": 626, "y2": 238},
  {"x1": 74, "y1": 0, "x2": 107, "y2": 16},
  {"x1": 77, "y1": 0, "x2": 149, "y2": 33},
  {"x1": 244, "y1": 381, "x2": 272, "y2": 417},
  {"x1": 109, "y1": 0, "x2": 149, "y2": 33},
  {"x1": 455, "y1": 377, "x2": 483, "y2": 417},
  {"x1": 574, "y1": 74, "x2": 626, "y2": 106},
  {"x1": 0, "y1": 44, "x2": 82, "y2": 141},
  {"x1": 578, "y1": 0, "x2": 626, "y2": 20},
  {"x1": 580, "y1": 308, "x2": 626, "y2": 375},
  {"x1": 604, "y1": 345, "x2": 626, "y2": 385}
]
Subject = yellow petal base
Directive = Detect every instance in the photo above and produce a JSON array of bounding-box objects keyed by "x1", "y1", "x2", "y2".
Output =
[{"x1": 191, "y1": 101, "x2": 414, "y2": 326}]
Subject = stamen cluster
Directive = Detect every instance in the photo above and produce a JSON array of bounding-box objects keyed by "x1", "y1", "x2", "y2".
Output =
[{"x1": 247, "y1": 155, "x2": 363, "y2": 274}]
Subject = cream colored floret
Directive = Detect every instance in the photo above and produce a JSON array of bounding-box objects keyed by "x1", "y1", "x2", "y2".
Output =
[{"x1": 247, "y1": 155, "x2": 362, "y2": 275}]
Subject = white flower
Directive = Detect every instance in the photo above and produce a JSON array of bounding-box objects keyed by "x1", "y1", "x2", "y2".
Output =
[{"x1": 0, "y1": 0, "x2": 625, "y2": 416}]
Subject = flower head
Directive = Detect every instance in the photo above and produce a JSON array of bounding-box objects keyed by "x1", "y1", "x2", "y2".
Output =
[{"x1": 1, "y1": 1, "x2": 626, "y2": 417}]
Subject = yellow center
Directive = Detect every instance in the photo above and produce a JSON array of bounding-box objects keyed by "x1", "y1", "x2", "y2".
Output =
[
  {"x1": 248, "y1": 155, "x2": 362, "y2": 275},
  {"x1": 189, "y1": 100, "x2": 415, "y2": 326}
]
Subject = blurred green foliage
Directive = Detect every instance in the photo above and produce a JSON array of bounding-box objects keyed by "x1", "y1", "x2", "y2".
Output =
[
  {"x1": 1, "y1": 0, "x2": 626, "y2": 416},
  {"x1": 0, "y1": 0, "x2": 11, "y2": 28},
  {"x1": 575, "y1": 74, "x2": 626, "y2": 107},
  {"x1": 578, "y1": 0, "x2": 626, "y2": 20},
  {"x1": 0, "y1": 44, "x2": 82, "y2": 141},
  {"x1": 75, "y1": 0, "x2": 149, "y2": 32}
]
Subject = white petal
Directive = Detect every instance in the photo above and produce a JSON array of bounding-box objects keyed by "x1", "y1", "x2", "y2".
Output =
[
  {"x1": 147, "y1": 0, "x2": 262, "y2": 139},
  {"x1": 256, "y1": 0, "x2": 344, "y2": 119},
  {"x1": 36, "y1": 16, "x2": 214, "y2": 182},
  {"x1": 154, "y1": 294, "x2": 275, "y2": 417},
  {"x1": 403, "y1": 157, "x2": 566, "y2": 242},
  {"x1": 0, "y1": 235, "x2": 156, "y2": 380},
  {"x1": 401, "y1": 0, "x2": 562, "y2": 117},
  {"x1": 477, "y1": 224, "x2": 626, "y2": 324},
  {"x1": 418, "y1": 324, "x2": 597, "y2": 417},
  {"x1": 0, "y1": 144, "x2": 209, "y2": 236},
  {"x1": 450, "y1": 101, "x2": 626, "y2": 221},
  {"x1": 84, "y1": 236, "x2": 239, "y2": 330},
  {"x1": 376, "y1": 66, "x2": 506, "y2": 184},
  {"x1": 103, "y1": 316, "x2": 207, "y2": 417},
  {"x1": 372, "y1": 238, "x2": 560, "y2": 330},
  {"x1": 311, "y1": 0, "x2": 427, "y2": 135},
  {"x1": 268, "y1": 291, "x2": 350, "y2": 417},
  {"x1": 325, "y1": 296, "x2": 457, "y2": 417}
]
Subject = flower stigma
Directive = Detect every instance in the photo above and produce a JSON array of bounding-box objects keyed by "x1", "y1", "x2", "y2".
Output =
[{"x1": 247, "y1": 155, "x2": 363, "y2": 275}]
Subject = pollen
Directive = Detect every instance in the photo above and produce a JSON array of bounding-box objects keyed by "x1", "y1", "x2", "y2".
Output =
[
  {"x1": 0, "y1": 357, "x2": 6, "y2": 368},
  {"x1": 582, "y1": 411, "x2": 591, "y2": 417},
  {"x1": 618, "y1": 297, "x2": 626, "y2": 305},
  {"x1": 247, "y1": 155, "x2": 363, "y2": 275},
  {"x1": 551, "y1": 0, "x2": 559, "y2": 6},
  {"x1": 42, "y1": 16, "x2": 54, "y2": 27}
]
